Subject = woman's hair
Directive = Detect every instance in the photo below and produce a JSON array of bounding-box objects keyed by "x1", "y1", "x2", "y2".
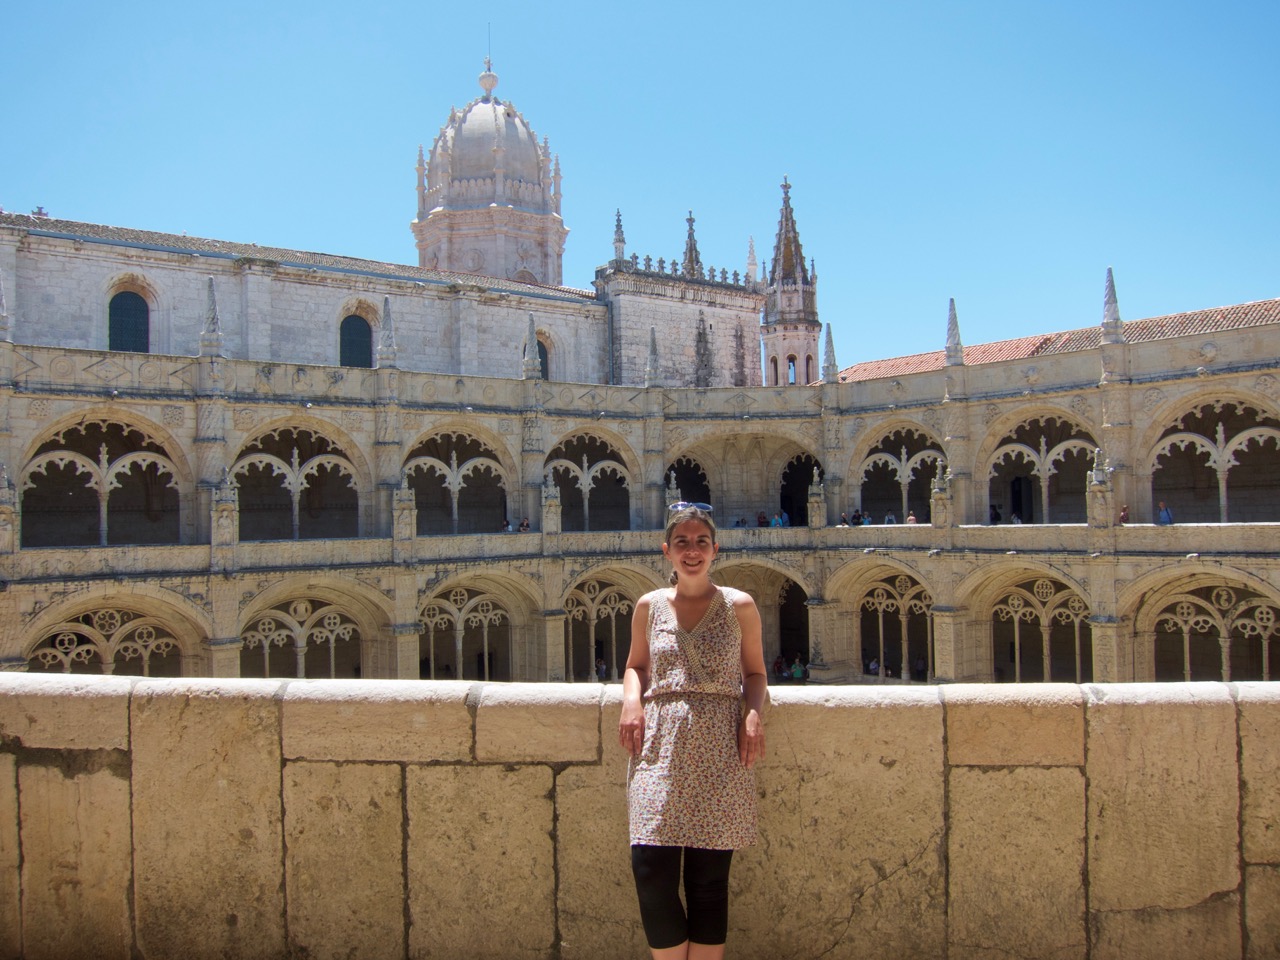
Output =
[{"x1": 664, "y1": 506, "x2": 717, "y2": 585}]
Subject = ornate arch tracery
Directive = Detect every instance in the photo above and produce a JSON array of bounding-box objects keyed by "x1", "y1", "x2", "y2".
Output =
[
  {"x1": 404, "y1": 431, "x2": 509, "y2": 535},
  {"x1": 985, "y1": 416, "x2": 1097, "y2": 524},
  {"x1": 240, "y1": 599, "x2": 361, "y2": 679},
  {"x1": 545, "y1": 434, "x2": 631, "y2": 532},
  {"x1": 859, "y1": 574, "x2": 934, "y2": 680},
  {"x1": 27, "y1": 608, "x2": 183, "y2": 676},
  {"x1": 419, "y1": 587, "x2": 511, "y2": 681},
  {"x1": 991, "y1": 578, "x2": 1090, "y2": 682},
  {"x1": 564, "y1": 578, "x2": 634, "y2": 681},
  {"x1": 855, "y1": 427, "x2": 944, "y2": 523},
  {"x1": 1148, "y1": 584, "x2": 1280, "y2": 681},
  {"x1": 232, "y1": 427, "x2": 359, "y2": 540}
]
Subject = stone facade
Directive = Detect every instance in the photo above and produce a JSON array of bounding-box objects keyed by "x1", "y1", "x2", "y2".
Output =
[
  {"x1": 0, "y1": 63, "x2": 1277, "y2": 685},
  {"x1": 1, "y1": 674, "x2": 1277, "y2": 960}
]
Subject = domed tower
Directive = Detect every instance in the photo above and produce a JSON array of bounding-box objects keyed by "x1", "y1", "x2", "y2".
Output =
[
  {"x1": 761, "y1": 178, "x2": 820, "y2": 385},
  {"x1": 411, "y1": 60, "x2": 568, "y2": 285}
]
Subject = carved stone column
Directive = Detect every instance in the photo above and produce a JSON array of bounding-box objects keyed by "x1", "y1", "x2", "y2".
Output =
[{"x1": 1091, "y1": 616, "x2": 1134, "y2": 682}]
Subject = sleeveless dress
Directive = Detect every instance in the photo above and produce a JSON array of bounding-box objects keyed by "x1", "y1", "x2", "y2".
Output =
[{"x1": 627, "y1": 585, "x2": 758, "y2": 849}]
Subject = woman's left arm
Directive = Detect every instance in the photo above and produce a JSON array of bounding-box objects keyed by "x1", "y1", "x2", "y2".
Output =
[{"x1": 733, "y1": 593, "x2": 767, "y2": 768}]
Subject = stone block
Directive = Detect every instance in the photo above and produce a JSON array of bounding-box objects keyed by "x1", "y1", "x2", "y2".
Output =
[
  {"x1": 407, "y1": 764, "x2": 554, "y2": 960},
  {"x1": 734, "y1": 686, "x2": 945, "y2": 960},
  {"x1": 475, "y1": 682, "x2": 599, "y2": 762},
  {"x1": 1245, "y1": 865, "x2": 1280, "y2": 960},
  {"x1": 19, "y1": 758, "x2": 133, "y2": 960},
  {"x1": 1086, "y1": 684, "x2": 1238, "y2": 912},
  {"x1": 943, "y1": 683, "x2": 1083, "y2": 766},
  {"x1": 0, "y1": 755, "x2": 18, "y2": 960},
  {"x1": 131, "y1": 679, "x2": 285, "y2": 960},
  {"x1": 283, "y1": 678, "x2": 472, "y2": 762},
  {"x1": 284, "y1": 760, "x2": 404, "y2": 960},
  {"x1": 949, "y1": 766, "x2": 1085, "y2": 960},
  {"x1": 0, "y1": 674, "x2": 131, "y2": 750},
  {"x1": 1092, "y1": 893, "x2": 1241, "y2": 960},
  {"x1": 1237, "y1": 682, "x2": 1280, "y2": 863},
  {"x1": 557, "y1": 687, "x2": 646, "y2": 960}
]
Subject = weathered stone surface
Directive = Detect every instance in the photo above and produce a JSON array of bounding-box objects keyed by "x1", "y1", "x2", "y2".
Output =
[
  {"x1": 735, "y1": 686, "x2": 946, "y2": 960},
  {"x1": 1087, "y1": 683, "x2": 1238, "y2": 912},
  {"x1": 19, "y1": 759, "x2": 132, "y2": 960},
  {"x1": 1092, "y1": 893, "x2": 1241, "y2": 960},
  {"x1": 557, "y1": 687, "x2": 645, "y2": 960},
  {"x1": 475, "y1": 682, "x2": 599, "y2": 762},
  {"x1": 283, "y1": 678, "x2": 472, "y2": 762},
  {"x1": 407, "y1": 764, "x2": 554, "y2": 960},
  {"x1": 944, "y1": 683, "x2": 1083, "y2": 766},
  {"x1": 0, "y1": 755, "x2": 19, "y2": 960},
  {"x1": 1237, "y1": 682, "x2": 1280, "y2": 863},
  {"x1": 949, "y1": 766, "x2": 1085, "y2": 960},
  {"x1": 1245, "y1": 865, "x2": 1280, "y2": 960},
  {"x1": 131, "y1": 679, "x2": 285, "y2": 960},
  {"x1": 284, "y1": 760, "x2": 404, "y2": 960},
  {"x1": 0, "y1": 674, "x2": 131, "y2": 750}
]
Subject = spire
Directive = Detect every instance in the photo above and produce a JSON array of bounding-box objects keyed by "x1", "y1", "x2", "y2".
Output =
[
  {"x1": 769, "y1": 176, "x2": 809, "y2": 286},
  {"x1": 746, "y1": 236, "x2": 757, "y2": 283},
  {"x1": 377, "y1": 296, "x2": 398, "y2": 367},
  {"x1": 682, "y1": 211, "x2": 703, "y2": 278},
  {"x1": 1102, "y1": 266, "x2": 1125, "y2": 344},
  {"x1": 522, "y1": 313, "x2": 543, "y2": 379},
  {"x1": 694, "y1": 311, "x2": 712, "y2": 388},
  {"x1": 613, "y1": 210, "x2": 626, "y2": 263},
  {"x1": 945, "y1": 298, "x2": 964, "y2": 366},
  {"x1": 822, "y1": 323, "x2": 838, "y2": 381},
  {"x1": 644, "y1": 326, "x2": 660, "y2": 387},
  {"x1": 0, "y1": 267, "x2": 9, "y2": 343},
  {"x1": 199, "y1": 276, "x2": 224, "y2": 357},
  {"x1": 415, "y1": 144, "x2": 426, "y2": 216}
]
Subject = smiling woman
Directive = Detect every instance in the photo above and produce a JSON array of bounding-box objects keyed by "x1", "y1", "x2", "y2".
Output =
[{"x1": 618, "y1": 504, "x2": 767, "y2": 959}]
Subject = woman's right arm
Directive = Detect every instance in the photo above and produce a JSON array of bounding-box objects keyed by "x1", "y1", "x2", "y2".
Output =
[{"x1": 619, "y1": 595, "x2": 651, "y2": 756}]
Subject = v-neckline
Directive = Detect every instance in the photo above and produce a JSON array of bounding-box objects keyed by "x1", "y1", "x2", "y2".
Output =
[{"x1": 666, "y1": 588, "x2": 720, "y2": 637}]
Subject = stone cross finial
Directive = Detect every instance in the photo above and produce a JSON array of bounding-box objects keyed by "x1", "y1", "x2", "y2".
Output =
[
  {"x1": 199, "y1": 276, "x2": 225, "y2": 358},
  {"x1": 682, "y1": 211, "x2": 702, "y2": 279},
  {"x1": 945, "y1": 298, "x2": 964, "y2": 366},
  {"x1": 746, "y1": 236, "x2": 757, "y2": 284},
  {"x1": 822, "y1": 323, "x2": 838, "y2": 382},
  {"x1": 613, "y1": 210, "x2": 626, "y2": 262},
  {"x1": 377, "y1": 296, "x2": 398, "y2": 367},
  {"x1": 1102, "y1": 267, "x2": 1125, "y2": 344}
]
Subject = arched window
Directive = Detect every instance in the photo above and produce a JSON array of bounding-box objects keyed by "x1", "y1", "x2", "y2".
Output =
[
  {"x1": 787, "y1": 356, "x2": 798, "y2": 385},
  {"x1": 806, "y1": 355, "x2": 815, "y2": 384},
  {"x1": 339, "y1": 315, "x2": 373, "y2": 368},
  {"x1": 109, "y1": 291, "x2": 149, "y2": 353},
  {"x1": 770, "y1": 357, "x2": 779, "y2": 386}
]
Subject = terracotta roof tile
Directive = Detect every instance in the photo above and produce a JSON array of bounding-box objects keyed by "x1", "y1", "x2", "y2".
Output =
[
  {"x1": 0, "y1": 212, "x2": 597, "y2": 302},
  {"x1": 838, "y1": 297, "x2": 1280, "y2": 383}
]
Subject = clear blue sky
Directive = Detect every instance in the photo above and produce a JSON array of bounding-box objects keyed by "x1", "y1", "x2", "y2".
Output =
[{"x1": 3, "y1": 0, "x2": 1276, "y2": 370}]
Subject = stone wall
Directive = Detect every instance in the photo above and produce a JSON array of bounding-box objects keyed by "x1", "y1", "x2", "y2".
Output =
[{"x1": 1, "y1": 674, "x2": 1276, "y2": 960}]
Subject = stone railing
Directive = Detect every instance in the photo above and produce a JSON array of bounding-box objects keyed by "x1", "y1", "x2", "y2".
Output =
[{"x1": 1, "y1": 676, "x2": 1276, "y2": 960}]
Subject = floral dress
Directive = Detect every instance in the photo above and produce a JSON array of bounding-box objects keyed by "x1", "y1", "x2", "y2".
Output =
[{"x1": 627, "y1": 585, "x2": 758, "y2": 849}]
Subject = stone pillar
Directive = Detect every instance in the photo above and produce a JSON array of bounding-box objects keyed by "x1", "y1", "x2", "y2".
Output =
[
  {"x1": 203, "y1": 637, "x2": 243, "y2": 678},
  {"x1": 392, "y1": 478, "x2": 417, "y2": 564},
  {"x1": 210, "y1": 475, "x2": 238, "y2": 575},
  {"x1": 541, "y1": 476, "x2": 562, "y2": 537},
  {"x1": 538, "y1": 611, "x2": 568, "y2": 682},
  {"x1": 0, "y1": 471, "x2": 15, "y2": 555},
  {"x1": 1090, "y1": 616, "x2": 1134, "y2": 682},
  {"x1": 930, "y1": 606, "x2": 966, "y2": 682},
  {"x1": 806, "y1": 478, "x2": 826, "y2": 528},
  {"x1": 385, "y1": 623, "x2": 423, "y2": 679}
]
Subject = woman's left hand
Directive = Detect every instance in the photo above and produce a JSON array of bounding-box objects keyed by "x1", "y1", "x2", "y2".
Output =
[{"x1": 738, "y1": 708, "x2": 765, "y2": 768}]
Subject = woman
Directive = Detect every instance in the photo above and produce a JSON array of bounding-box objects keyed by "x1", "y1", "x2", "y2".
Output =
[{"x1": 620, "y1": 504, "x2": 767, "y2": 960}]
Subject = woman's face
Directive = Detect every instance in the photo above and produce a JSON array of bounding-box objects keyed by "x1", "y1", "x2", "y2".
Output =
[{"x1": 662, "y1": 519, "x2": 718, "y2": 579}]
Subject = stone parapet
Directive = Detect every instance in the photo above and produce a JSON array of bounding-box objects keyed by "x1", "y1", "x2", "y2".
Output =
[{"x1": 1, "y1": 674, "x2": 1276, "y2": 960}]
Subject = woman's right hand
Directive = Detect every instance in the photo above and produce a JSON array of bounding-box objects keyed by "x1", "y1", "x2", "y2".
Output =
[{"x1": 619, "y1": 698, "x2": 645, "y2": 756}]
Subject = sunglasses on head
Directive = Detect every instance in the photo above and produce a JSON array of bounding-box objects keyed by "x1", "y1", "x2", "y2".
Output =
[{"x1": 668, "y1": 501, "x2": 713, "y2": 512}]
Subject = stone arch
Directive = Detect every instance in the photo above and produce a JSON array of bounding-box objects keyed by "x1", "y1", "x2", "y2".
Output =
[
  {"x1": 1144, "y1": 395, "x2": 1280, "y2": 523},
  {"x1": 545, "y1": 430, "x2": 638, "y2": 532},
  {"x1": 1125, "y1": 569, "x2": 1280, "y2": 681},
  {"x1": 955, "y1": 563, "x2": 1092, "y2": 683},
  {"x1": 232, "y1": 421, "x2": 370, "y2": 540},
  {"x1": 978, "y1": 411, "x2": 1098, "y2": 524},
  {"x1": 238, "y1": 576, "x2": 392, "y2": 680},
  {"x1": 24, "y1": 586, "x2": 211, "y2": 677},
  {"x1": 105, "y1": 273, "x2": 161, "y2": 354},
  {"x1": 779, "y1": 452, "x2": 823, "y2": 527},
  {"x1": 826, "y1": 557, "x2": 940, "y2": 681},
  {"x1": 404, "y1": 429, "x2": 512, "y2": 535},
  {"x1": 848, "y1": 423, "x2": 945, "y2": 524},
  {"x1": 418, "y1": 572, "x2": 542, "y2": 681},
  {"x1": 664, "y1": 455, "x2": 712, "y2": 509},
  {"x1": 563, "y1": 569, "x2": 645, "y2": 681},
  {"x1": 20, "y1": 413, "x2": 192, "y2": 548},
  {"x1": 714, "y1": 559, "x2": 812, "y2": 668}
]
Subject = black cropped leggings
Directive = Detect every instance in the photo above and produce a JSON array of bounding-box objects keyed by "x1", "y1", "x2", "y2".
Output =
[{"x1": 631, "y1": 844, "x2": 735, "y2": 949}]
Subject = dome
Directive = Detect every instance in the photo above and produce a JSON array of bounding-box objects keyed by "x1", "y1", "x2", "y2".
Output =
[{"x1": 427, "y1": 65, "x2": 547, "y2": 204}]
